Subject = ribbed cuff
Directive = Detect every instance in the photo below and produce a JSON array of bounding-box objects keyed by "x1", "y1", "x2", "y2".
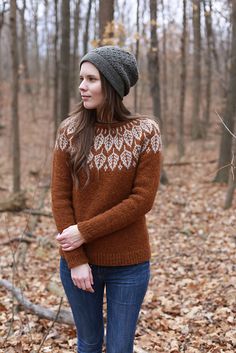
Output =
[{"x1": 59, "y1": 247, "x2": 89, "y2": 269}]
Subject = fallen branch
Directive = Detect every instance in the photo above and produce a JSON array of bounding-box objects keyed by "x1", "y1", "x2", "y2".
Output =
[
  {"x1": 164, "y1": 159, "x2": 217, "y2": 167},
  {"x1": 0, "y1": 237, "x2": 35, "y2": 246},
  {"x1": 0, "y1": 279, "x2": 74, "y2": 325},
  {"x1": 22, "y1": 209, "x2": 52, "y2": 217}
]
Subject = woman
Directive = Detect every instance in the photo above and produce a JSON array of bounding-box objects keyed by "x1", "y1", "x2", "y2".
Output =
[{"x1": 51, "y1": 46, "x2": 162, "y2": 353}]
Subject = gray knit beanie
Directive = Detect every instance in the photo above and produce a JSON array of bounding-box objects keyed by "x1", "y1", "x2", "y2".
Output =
[{"x1": 80, "y1": 46, "x2": 139, "y2": 99}]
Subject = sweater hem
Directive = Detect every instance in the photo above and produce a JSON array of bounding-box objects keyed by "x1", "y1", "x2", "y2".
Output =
[{"x1": 86, "y1": 249, "x2": 151, "y2": 266}]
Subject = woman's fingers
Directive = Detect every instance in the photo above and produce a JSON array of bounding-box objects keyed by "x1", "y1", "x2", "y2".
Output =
[
  {"x1": 62, "y1": 240, "x2": 83, "y2": 251},
  {"x1": 89, "y1": 268, "x2": 94, "y2": 285},
  {"x1": 71, "y1": 264, "x2": 94, "y2": 293},
  {"x1": 73, "y1": 277, "x2": 94, "y2": 293}
]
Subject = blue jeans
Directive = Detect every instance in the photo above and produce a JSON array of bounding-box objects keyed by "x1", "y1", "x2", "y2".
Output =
[{"x1": 60, "y1": 257, "x2": 150, "y2": 353}]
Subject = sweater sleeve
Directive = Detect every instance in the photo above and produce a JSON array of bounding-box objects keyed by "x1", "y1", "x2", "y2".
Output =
[
  {"x1": 77, "y1": 121, "x2": 162, "y2": 243},
  {"x1": 51, "y1": 124, "x2": 89, "y2": 268}
]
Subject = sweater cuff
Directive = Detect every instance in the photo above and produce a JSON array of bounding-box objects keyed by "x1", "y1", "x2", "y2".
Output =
[
  {"x1": 77, "y1": 221, "x2": 97, "y2": 243},
  {"x1": 59, "y1": 247, "x2": 89, "y2": 269}
]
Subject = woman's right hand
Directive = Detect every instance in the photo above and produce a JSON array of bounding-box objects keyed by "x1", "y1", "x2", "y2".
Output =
[{"x1": 71, "y1": 264, "x2": 94, "y2": 293}]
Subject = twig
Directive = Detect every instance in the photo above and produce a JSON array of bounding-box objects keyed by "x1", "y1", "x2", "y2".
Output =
[
  {"x1": 37, "y1": 297, "x2": 63, "y2": 353},
  {"x1": 215, "y1": 111, "x2": 236, "y2": 139}
]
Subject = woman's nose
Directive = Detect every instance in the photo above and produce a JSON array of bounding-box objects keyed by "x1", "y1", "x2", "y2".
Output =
[{"x1": 79, "y1": 80, "x2": 87, "y2": 91}]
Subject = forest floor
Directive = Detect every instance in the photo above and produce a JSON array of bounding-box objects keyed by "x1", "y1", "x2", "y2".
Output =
[{"x1": 0, "y1": 93, "x2": 235, "y2": 353}]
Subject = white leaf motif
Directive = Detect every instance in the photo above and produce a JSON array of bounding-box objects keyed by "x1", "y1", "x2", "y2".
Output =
[
  {"x1": 151, "y1": 134, "x2": 161, "y2": 152},
  {"x1": 140, "y1": 120, "x2": 153, "y2": 133},
  {"x1": 124, "y1": 129, "x2": 133, "y2": 147},
  {"x1": 94, "y1": 133, "x2": 104, "y2": 151},
  {"x1": 121, "y1": 149, "x2": 132, "y2": 169},
  {"x1": 59, "y1": 134, "x2": 69, "y2": 150},
  {"x1": 104, "y1": 134, "x2": 113, "y2": 152},
  {"x1": 108, "y1": 151, "x2": 119, "y2": 170},
  {"x1": 114, "y1": 134, "x2": 123, "y2": 151},
  {"x1": 95, "y1": 153, "x2": 106, "y2": 170},
  {"x1": 132, "y1": 125, "x2": 142, "y2": 140}
]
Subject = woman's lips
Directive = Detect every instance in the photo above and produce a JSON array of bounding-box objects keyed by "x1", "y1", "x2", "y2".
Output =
[{"x1": 81, "y1": 95, "x2": 91, "y2": 100}]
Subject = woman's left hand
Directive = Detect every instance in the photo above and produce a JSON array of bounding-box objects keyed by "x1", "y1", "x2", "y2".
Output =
[{"x1": 56, "y1": 225, "x2": 85, "y2": 251}]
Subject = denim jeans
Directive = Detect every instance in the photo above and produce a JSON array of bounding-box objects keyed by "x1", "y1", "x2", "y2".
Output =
[{"x1": 60, "y1": 257, "x2": 150, "y2": 353}]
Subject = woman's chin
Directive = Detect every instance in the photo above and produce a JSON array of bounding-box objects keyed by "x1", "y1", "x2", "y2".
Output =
[{"x1": 83, "y1": 102, "x2": 97, "y2": 110}]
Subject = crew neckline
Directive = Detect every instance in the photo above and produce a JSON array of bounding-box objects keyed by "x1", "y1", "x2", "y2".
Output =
[{"x1": 95, "y1": 118, "x2": 139, "y2": 128}]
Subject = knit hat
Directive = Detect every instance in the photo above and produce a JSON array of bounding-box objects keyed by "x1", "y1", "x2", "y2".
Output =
[{"x1": 80, "y1": 46, "x2": 139, "y2": 99}]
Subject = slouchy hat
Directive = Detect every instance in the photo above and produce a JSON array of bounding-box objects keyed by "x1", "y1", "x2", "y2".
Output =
[{"x1": 80, "y1": 46, "x2": 139, "y2": 99}]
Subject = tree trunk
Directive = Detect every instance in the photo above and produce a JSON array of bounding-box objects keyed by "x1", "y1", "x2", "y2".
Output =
[
  {"x1": 160, "y1": 0, "x2": 168, "y2": 146},
  {"x1": 44, "y1": 0, "x2": 50, "y2": 106},
  {"x1": 99, "y1": 0, "x2": 114, "y2": 45},
  {"x1": 177, "y1": 0, "x2": 187, "y2": 158},
  {"x1": 148, "y1": 0, "x2": 161, "y2": 126},
  {"x1": 19, "y1": 0, "x2": 31, "y2": 94},
  {"x1": 72, "y1": 0, "x2": 80, "y2": 98},
  {"x1": 191, "y1": 0, "x2": 203, "y2": 139},
  {"x1": 53, "y1": 0, "x2": 59, "y2": 137},
  {"x1": 148, "y1": 0, "x2": 168, "y2": 184},
  {"x1": 0, "y1": 4, "x2": 6, "y2": 121},
  {"x1": 59, "y1": 0, "x2": 70, "y2": 122},
  {"x1": 134, "y1": 0, "x2": 140, "y2": 113},
  {"x1": 224, "y1": 138, "x2": 236, "y2": 209},
  {"x1": 31, "y1": 0, "x2": 40, "y2": 95},
  {"x1": 202, "y1": 0, "x2": 213, "y2": 135},
  {"x1": 214, "y1": 0, "x2": 236, "y2": 183},
  {"x1": 10, "y1": 0, "x2": 21, "y2": 193},
  {"x1": 83, "y1": 0, "x2": 93, "y2": 55}
]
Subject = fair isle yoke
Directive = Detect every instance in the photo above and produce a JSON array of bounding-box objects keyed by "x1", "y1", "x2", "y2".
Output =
[
  {"x1": 55, "y1": 117, "x2": 162, "y2": 172},
  {"x1": 51, "y1": 116, "x2": 162, "y2": 269}
]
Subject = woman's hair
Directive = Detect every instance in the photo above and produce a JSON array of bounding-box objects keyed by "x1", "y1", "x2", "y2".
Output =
[{"x1": 69, "y1": 72, "x2": 136, "y2": 189}]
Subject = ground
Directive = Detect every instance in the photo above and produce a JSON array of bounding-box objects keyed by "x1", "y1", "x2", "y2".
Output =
[{"x1": 0, "y1": 93, "x2": 235, "y2": 353}]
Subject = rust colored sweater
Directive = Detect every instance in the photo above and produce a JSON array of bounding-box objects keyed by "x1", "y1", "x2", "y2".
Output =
[{"x1": 51, "y1": 116, "x2": 162, "y2": 269}]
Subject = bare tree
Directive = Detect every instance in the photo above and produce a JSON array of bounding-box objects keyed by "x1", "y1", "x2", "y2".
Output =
[
  {"x1": 53, "y1": 0, "x2": 59, "y2": 136},
  {"x1": 160, "y1": 0, "x2": 168, "y2": 145},
  {"x1": 30, "y1": 0, "x2": 40, "y2": 95},
  {"x1": 134, "y1": 0, "x2": 140, "y2": 113},
  {"x1": 83, "y1": 0, "x2": 93, "y2": 55},
  {"x1": 19, "y1": 0, "x2": 31, "y2": 94},
  {"x1": 215, "y1": 0, "x2": 236, "y2": 183},
  {"x1": 44, "y1": 0, "x2": 50, "y2": 105},
  {"x1": 59, "y1": 0, "x2": 70, "y2": 122},
  {"x1": 99, "y1": 0, "x2": 114, "y2": 44},
  {"x1": 10, "y1": 0, "x2": 20, "y2": 193},
  {"x1": 177, "y1": 0, "x2": 187, "y2": 158},
  {"x1": 72, "y1": 0, "x2": 81, "y2": 98},
  {"x1": 224, "y1": 138, "x2": 236, "y2": 209},
  {"x1": 148, "y1": 0, "x2": 168, "y2": 184},
  {"x1": 148, "y1": 0, "x2": 161, "y2": 126},
  {"x1": 0, "y1": 1, "x2": 7, "y2": 121},
  {"x1": 202, "y1": 0, "x2": 213, "y2": 134},
  {"x1": 191, "y1": 0, "x2": 203, "y2": 139}
]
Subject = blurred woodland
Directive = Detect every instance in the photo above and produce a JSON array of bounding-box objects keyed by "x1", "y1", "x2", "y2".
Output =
[{"x1": 0, "y1": 0, "x2": 236, "y2": 352}]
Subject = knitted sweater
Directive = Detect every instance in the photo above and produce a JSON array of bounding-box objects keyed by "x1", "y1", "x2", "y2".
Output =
[{"x1": 51, "y1": 116, "x2": 162, "y2": 269}]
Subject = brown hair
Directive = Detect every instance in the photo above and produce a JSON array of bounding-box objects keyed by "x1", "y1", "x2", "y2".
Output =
[{"x1": 69, "y1": 72, "x2": 137, "y2": 188}]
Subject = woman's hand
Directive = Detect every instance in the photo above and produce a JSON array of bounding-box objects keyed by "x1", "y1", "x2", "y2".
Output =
[
  {"x1": 71, "y1": 264, "x2": 94, "y2": 293},
  {"x1": 56, "y1": 225, "x2": 85, "y2": 251}
]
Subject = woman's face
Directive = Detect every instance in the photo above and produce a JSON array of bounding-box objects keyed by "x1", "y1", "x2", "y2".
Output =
[{"x1": 79, "y1": 62, "x2": 104, "y2": 110}]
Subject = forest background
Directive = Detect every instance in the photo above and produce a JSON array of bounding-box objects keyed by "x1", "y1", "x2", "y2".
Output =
[{"x1": 0, "y1": 0, "x2": 236, "y2": 352}]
